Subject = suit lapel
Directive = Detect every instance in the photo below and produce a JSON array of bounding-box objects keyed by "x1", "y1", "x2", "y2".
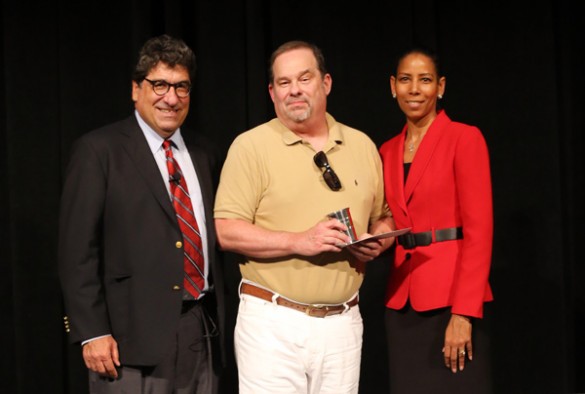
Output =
[
  {"x1": 404, "y1": 111, "x2": 450, "y2": 203},
  {"x1": 186, "y1": 142, "x2": 219, "y2": 284},
  {"x1": 119, "y1": 117, "x2": 178, "y2": 224},
  {"x1": 391, "y1": 128, "x2": 408, "y2": 214},
  {"x1": 187, "y1": 145, "x2": 214, "y2": 239}
]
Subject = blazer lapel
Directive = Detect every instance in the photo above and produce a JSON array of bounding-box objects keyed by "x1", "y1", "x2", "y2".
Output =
[
  {"x1": 391, "y1": 128, "x2": 408, "y2": 215},
  {"x1": 404, "y1": 111, "x2": 450, "y2": 203},
  {"x1": 187, "y1": 145, "x2": 215, "y2": 236},
  {"x1": 119, "y1": 117, "x2": 178, "y2": 224}
]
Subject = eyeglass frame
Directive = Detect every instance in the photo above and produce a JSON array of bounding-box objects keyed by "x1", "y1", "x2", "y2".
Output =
[
  {"x1": 313, "y1": 151, "x2": 342, "y2": 191},
  {"x1": 142, "y1": 78, "x2": 192, "y2": 98}
]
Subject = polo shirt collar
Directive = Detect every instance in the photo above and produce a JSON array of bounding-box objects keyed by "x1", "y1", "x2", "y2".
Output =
[{"x1": 279, "y1": 112, "x2": 344, "y2": 149}]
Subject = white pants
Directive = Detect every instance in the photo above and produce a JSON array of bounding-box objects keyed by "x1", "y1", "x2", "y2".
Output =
[{"x1": 235, "y1": 289, "x2": 363, "y2": 394}]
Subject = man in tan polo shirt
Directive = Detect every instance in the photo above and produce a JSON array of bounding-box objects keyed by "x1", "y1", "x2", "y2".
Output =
[{"x1": 214, "y1": 40, "x2": 394, "y2": 394}]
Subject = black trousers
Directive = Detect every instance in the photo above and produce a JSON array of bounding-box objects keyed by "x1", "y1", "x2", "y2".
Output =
[
  {"x1": 385, "y1": 302, "x2": 492, "y2": 394},
  {"x1": 89, "y1": 301, "x2": 218, "y2": 394}
]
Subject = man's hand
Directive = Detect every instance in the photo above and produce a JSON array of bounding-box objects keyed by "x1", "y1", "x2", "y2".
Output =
[
  {"x1": 82, "y1": 335, "x2": 121, "y2": 378},
  {"x1": 347, "y1": 215, "x2": 395, "y2": 261},
  {"x1": 346, "y1": 237, "x2": 385, "y2": 262},
  {"x1": 295, "y1": 218, "x2": 352, "y2": 255}
]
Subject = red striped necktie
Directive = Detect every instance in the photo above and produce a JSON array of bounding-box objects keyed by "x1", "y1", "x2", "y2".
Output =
[{"x1": 163, "y1": 140, "x2": 205, "y2": 299}]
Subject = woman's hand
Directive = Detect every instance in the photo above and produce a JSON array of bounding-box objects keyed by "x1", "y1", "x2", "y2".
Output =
[{"x1": 442, "y1": 314, "x2": 472, "y2": 373}]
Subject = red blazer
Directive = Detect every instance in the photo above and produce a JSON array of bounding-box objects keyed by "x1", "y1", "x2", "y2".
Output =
[{"x1": 379, "y1": 110, "x2": 493, "y2": 318}]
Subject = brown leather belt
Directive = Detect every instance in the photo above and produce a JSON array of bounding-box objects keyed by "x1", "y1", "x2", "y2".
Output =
[{"x1": 240, "y1": 282, "x2": 358, "y2": 318}]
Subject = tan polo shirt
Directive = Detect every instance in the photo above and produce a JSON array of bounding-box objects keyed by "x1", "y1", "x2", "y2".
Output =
[{"x1": 214, "y1": 113, "x2": 388, "y2": 304}]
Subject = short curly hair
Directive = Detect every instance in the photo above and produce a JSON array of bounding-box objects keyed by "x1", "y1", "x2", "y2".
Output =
[{"x1": 132, "y1": 34, "x2": 196, "y2": 82}]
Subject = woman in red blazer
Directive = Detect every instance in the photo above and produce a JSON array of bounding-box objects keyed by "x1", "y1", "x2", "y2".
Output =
[{"x1": 379, "y1": 48, "x2": 494, "y2": 393}]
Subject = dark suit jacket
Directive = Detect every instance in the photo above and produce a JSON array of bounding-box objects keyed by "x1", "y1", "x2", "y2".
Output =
[
  {"x1": 379, "y1": 110, "x2": 493, "y2": 318},
  {"x1": 58, "y1": 115, "x2": 225, "y2": 366}
]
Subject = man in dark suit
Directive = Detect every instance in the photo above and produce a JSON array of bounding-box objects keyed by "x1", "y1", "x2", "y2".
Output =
[{"x1": 58, "y1": 34, "x2": 225, "y2": 393}]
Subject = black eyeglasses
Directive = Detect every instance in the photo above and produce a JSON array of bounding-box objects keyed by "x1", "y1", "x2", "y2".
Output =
[
  {"x1": 143, "y1": 78, "x2": 192, "y2": 98},
  {"x1": 314, "y1": 151, "x2": 342, "y2": 191}
]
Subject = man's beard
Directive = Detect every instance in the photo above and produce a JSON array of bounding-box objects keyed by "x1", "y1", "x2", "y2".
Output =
[{"x1": 285, "y1": 104, "x2": 312, "y2": 123}]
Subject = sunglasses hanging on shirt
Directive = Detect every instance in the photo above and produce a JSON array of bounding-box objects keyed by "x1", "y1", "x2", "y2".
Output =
[{"x1": 313, "y1": 151, "x2": 342, "y2": 191}]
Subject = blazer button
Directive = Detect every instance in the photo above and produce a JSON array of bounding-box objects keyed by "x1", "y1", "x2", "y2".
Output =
[
  {"x1": 172, "y1": 285, "x2": 181, "y2": 291},
  {"x1": 405, "y1": 253, "x2": 411, "y2": 260},
  {"x1": 175, "y1": 241, "x2": 182, "y2": 248}
]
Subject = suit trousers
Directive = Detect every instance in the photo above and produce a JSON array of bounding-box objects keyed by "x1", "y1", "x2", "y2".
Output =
[{"x1": 89, "y1": 301, "x2": 218, "y2": 394}]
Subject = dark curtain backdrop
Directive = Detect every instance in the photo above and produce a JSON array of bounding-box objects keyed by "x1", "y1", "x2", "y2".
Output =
[{"x1": 1, "y1": 0, "x2": 583, "y2": 393}]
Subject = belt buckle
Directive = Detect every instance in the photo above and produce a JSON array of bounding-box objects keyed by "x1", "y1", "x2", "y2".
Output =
[
  {"x1": 400, "y1": 233, "x2": 416, "y2": 249},
  {"x1": 305, "y1": 304, "x2": 329, "y2": 318}
]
